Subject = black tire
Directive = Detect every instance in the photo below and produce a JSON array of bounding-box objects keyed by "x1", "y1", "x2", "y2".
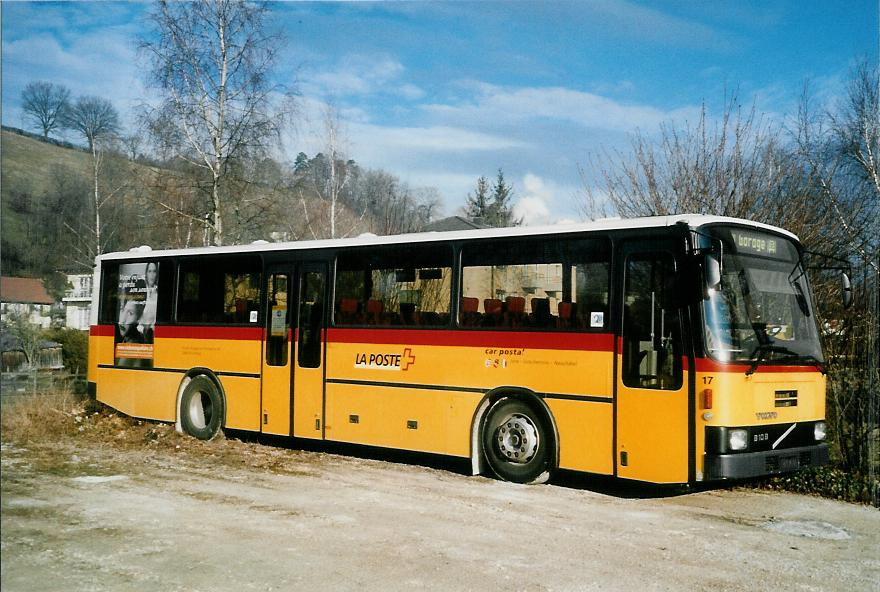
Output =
[
  {"x1": 482, "y1": 398, "x2": 552, "y2": 484},
  {"x1": 179, "y1": 375, "x2": 223, "y2": 440}
]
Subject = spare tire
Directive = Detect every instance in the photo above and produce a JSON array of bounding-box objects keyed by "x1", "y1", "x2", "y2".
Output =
[{"x1": 179, "y1": 375, "x2": 223, "y2": 440}]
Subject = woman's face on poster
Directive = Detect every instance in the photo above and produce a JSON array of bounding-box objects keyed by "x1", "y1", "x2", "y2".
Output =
[
  {"x1": 145, "y1": 263, "x2": 158, "y2": 287},
  {"x1": 119, "y1": 300, "x2": 141, "y2": 328}
]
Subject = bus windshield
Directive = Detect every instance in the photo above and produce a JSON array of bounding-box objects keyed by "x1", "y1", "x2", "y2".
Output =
[{"x1": 703, "y1": 227, "x2": 823, "y2": 365}]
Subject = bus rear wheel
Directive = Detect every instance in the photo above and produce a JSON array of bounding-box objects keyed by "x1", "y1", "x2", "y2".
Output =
[
  {"x1": 180, "y1": 375, "x2": 223, "y2": 440},
  {"x1": 482, "y1": 398, "x2": 551, "y2": 484}
]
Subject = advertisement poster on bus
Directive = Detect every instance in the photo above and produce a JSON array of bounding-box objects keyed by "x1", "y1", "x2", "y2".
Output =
[{"x1": 114, "y1": 261, "x2": 158, "y2": 367}]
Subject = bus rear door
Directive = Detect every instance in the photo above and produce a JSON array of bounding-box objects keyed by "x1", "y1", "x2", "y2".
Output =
[
  {"x1": 260, "y1": 263, "x2": 328, "y2": 439},
  {"x1": 292, "y1": 263, "x2": 327, "y2": 439}
]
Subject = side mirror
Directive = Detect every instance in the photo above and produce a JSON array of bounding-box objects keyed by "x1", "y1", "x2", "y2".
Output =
[
  {"x1": 841, "y1": 272, "x2": 853, "y2": 309},
  {"x1": 703, "y1": 253, "x2": 721, "y2": 297}
]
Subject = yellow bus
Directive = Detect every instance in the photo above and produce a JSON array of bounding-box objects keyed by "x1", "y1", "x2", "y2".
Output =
[{"x1": 87, "y1": 215, "x2": 835, "y2": 485}]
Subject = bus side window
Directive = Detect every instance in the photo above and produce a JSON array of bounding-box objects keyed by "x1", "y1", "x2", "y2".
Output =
[
  {"x1": 572, "y1": 260, "x2": 610, "y2": 330},
  {"x1": 622, "y1": 253, "x2": 682, "y2": 390},
  {"x1": 298, "y1": 271, "x2": 325, "y2": 368},
  {"x1": 335, "y1": 246, "x2": 453, "y2": 328},
  {"x1": 177, "y1": 257, "x2": 261, "y2": 325}
]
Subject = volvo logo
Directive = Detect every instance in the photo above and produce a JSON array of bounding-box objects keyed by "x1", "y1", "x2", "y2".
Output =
[{"x1": 755, "y1": 411, "x2": 778, "y2": 420}]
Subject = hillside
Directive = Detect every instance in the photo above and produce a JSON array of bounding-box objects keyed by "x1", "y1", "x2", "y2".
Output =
[
  {"x1": 1, "y1": 128, "x2": 93, "y2": 196},
  {"x1": 1, "y1": 129, "x2": 159, "y2": 279},
  {"x1": 0, "y1": 129, "x2": 371, "y2": 281}
]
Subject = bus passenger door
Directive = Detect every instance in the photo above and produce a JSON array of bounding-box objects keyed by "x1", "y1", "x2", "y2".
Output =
[
  {"x1": 261, "y1": 269, "x2": 293, "y2": 435},
  {"x1": 615, "y1": 241, "x2": 690, "y2": 483},
  {"x1": 292, "y1": 264, "x2": 327, "y2": 439}
]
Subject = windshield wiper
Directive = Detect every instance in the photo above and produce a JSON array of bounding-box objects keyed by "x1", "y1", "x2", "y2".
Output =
[{"x1": 745, "y1": 344, "x2": 825, "y2": 375}]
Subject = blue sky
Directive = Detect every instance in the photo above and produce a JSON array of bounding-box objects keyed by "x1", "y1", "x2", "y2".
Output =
[{"x1": 2, "y1": 1, "x2": 876, "y2": 223}]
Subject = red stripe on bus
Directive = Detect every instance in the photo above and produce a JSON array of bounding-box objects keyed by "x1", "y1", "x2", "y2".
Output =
[
  {"x1": 154, "y1": 326, "x2": 264, "y2": 341},
  {"x1": 326, "y1": 328, "x2": 614, "y2": 351},
  {"x1": 90, "y1": 325, "x2": 115, "y2": 336},
  {"x1": 694, "y1": 358, "x2": 820, "y2": 373}
]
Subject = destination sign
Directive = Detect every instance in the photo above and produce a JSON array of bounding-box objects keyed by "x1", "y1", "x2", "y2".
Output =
[
  {"x1": 729, "y1": 230, "x2": 792, "y2": 260},
  {"x1": 731, "y1": 231, "x2": 777, "y2": 255}
]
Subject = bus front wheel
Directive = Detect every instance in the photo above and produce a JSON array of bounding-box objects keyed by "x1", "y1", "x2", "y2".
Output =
[
  {"x1": 482, "y1": 398, "x2": 551, "y2": 484},
  {"x1": 179, "y1": 375, "x2": 223, "y2": 440}
]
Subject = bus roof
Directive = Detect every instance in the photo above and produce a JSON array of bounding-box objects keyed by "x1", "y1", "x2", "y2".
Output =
[{"x1": 97, "y1": 214, "x2": 800, "y2": 262}]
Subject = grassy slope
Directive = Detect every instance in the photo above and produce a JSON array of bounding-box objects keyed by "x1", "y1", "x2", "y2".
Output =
[
  {"x1": 0, "y1": 130, "x2": 162, "y2": 276},
  {"x1": 0, "y1": 129, "x2": 92, "y2": 197},
  {"x1": 1, "y1": 132, "x2": 92, "y2": 273}
]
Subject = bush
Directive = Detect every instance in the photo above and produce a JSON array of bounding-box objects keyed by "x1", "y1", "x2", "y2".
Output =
[
  {"x1": 759, "y1": 467, "x2": 879, "y2": 507},
  {"x1": 43, "y1": 327, "x2": 88, "y2": 374}
]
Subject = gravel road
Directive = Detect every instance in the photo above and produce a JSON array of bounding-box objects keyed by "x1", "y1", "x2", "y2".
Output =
[{"x1": 2, "y1": 431, "x2": 877, "y2": 592}]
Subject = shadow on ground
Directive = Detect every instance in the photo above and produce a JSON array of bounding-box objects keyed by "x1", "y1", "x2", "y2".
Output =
[{"x1": 225, "y1": 428, "x2": 718, "y2": 500}]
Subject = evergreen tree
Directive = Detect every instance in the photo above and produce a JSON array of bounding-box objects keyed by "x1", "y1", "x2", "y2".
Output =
[
  {"x1": 489, "y1": 168, "x2": 520, "y2": 227},
  {"x1": 465, "y1": 175, "x2": 491, "y2": 222},
  {"x1": 293, "y1": 152, "x2": 310, "y2": 174}
]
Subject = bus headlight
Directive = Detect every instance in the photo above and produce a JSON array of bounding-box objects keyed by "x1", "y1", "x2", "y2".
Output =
[
  {"x1": 814, "y1": 421, "x2": 827, "y2": 441},
  {"x1": 728, "y1": 429, "x2": 749, "y2": 451}
]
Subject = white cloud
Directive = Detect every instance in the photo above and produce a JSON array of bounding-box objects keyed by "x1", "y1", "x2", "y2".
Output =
[
  {"x1": 515, "y1": 195, "x2": 552, "y2": 226},
  {"x1": 424, "y1": 82, "x2": 700, "y2": 132},
  {"x1": 398, "y1": 83, "x2": 426, "y2": 101},
  {"x1": 289, "y1": 94, "x2": 524, "y2": 155},
  {"x1": 513, "y1": 173, "x2": 553, "y2": 225},
  {"x1": 513, "y1": 173, "x2": 583, "y2": 226},
  {"x1": 349, "y1": 122, "x2": 526, "y2": 153},
  {"x1": 306, "y1": 54, "x2": 426, "y2": 101}
]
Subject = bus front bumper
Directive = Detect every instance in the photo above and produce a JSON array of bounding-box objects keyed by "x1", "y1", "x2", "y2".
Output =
[{"x1": 705, "y1": 444, "x2": 828, "y2": 480}]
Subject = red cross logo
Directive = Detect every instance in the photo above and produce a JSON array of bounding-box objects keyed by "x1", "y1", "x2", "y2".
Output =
[{"x1": 402, "y1": 348, "x2": 416, "y2": 371}]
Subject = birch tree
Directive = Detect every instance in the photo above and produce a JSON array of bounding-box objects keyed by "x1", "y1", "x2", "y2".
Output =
[
  {"x1": 61, "y1": 96, "x2": 123, "y2": 263},
  {"x1": 140, "y1": 0, "x2": 289, "y2": 246}
]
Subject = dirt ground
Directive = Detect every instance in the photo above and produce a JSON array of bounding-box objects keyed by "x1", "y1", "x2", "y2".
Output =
[{"x1": 1, "y1": 408, "x2": 878, "y2": 592}]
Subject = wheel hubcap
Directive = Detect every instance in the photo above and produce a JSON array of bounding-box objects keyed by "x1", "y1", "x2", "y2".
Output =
[
  {"x1": 188, "y1": 391, "x2": 212, "y2": 430},
  {"x1": 495, "y1": 413, "x2": 539, "y2": 464}
]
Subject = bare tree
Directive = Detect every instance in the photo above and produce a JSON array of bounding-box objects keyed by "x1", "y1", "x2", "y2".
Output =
[
  {"x1": 61, "y1": 96, "x2": 126, "y2": 262},
  {"x1": 140, "y1": 0, "x2": 291, "y2": 246},
  {"x1": 62, "y1": 96, "x2": 120, "y2": 151},
  {"x1": 578, "y1": 96, "x2": 812, "y2": 224},
  {"x1": 313, "y1": 105, "x2": 354, "y2": 239},
  {"x1": 0, "y1": 308, "x2": 45, "y2": 371},
  {"x1": 794, "y1": 61, "x2": 879, "y2": 500},
  {"x1": 21, "y1": 81, "x2": 70, "y2": 138}
]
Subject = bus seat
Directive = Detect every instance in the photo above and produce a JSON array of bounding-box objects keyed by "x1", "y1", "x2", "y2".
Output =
[
  {"x1": 483, "y1": 298, "x2": 502, "y2": 326},
  {"x1": 460, "y1": 297, "x2": 480, "y2": 326},
  {"x1": 366, "y1": 299, "x2": 384, "y2": 325},
  {"x1": 338, "y1": 298, "x2": 360, "y2": 324},
  {"x1": 530, "y1": 298, "x2": 552, "y2": 328},
  {"x1": 558, "y1": 301, "x2": 573, "y2": 328},
  {"x1": 505, "y1": 296, "x2": 525, "y2": 327},
  {"x1": 400, "y1": 302, "x2": 418, "y2": 325},
  {"x1": 234, "y1": 298, "x2": 248, "y2": 323}
]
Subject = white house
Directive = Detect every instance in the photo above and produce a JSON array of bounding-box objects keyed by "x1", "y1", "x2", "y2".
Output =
[{"x1": 62, "y1": 274, "x2": 93, "y2": 331}]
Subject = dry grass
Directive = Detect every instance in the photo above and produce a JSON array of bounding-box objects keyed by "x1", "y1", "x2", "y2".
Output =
[
  {"x1": 0, "y1": 389, "x2": 84, "y2": 443},
  {"x1": 1, "y1": 389, "x2": 321, "y2": 478}
]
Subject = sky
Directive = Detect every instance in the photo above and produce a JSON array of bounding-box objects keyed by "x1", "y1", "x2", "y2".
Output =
[{"x1": 2, "y1": 1, "x2": 877, "y2": 224}]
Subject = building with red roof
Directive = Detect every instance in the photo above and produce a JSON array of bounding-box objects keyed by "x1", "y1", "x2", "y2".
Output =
[{"x1": 1, "y1": 276, "x2": 55, "y2": 329}]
